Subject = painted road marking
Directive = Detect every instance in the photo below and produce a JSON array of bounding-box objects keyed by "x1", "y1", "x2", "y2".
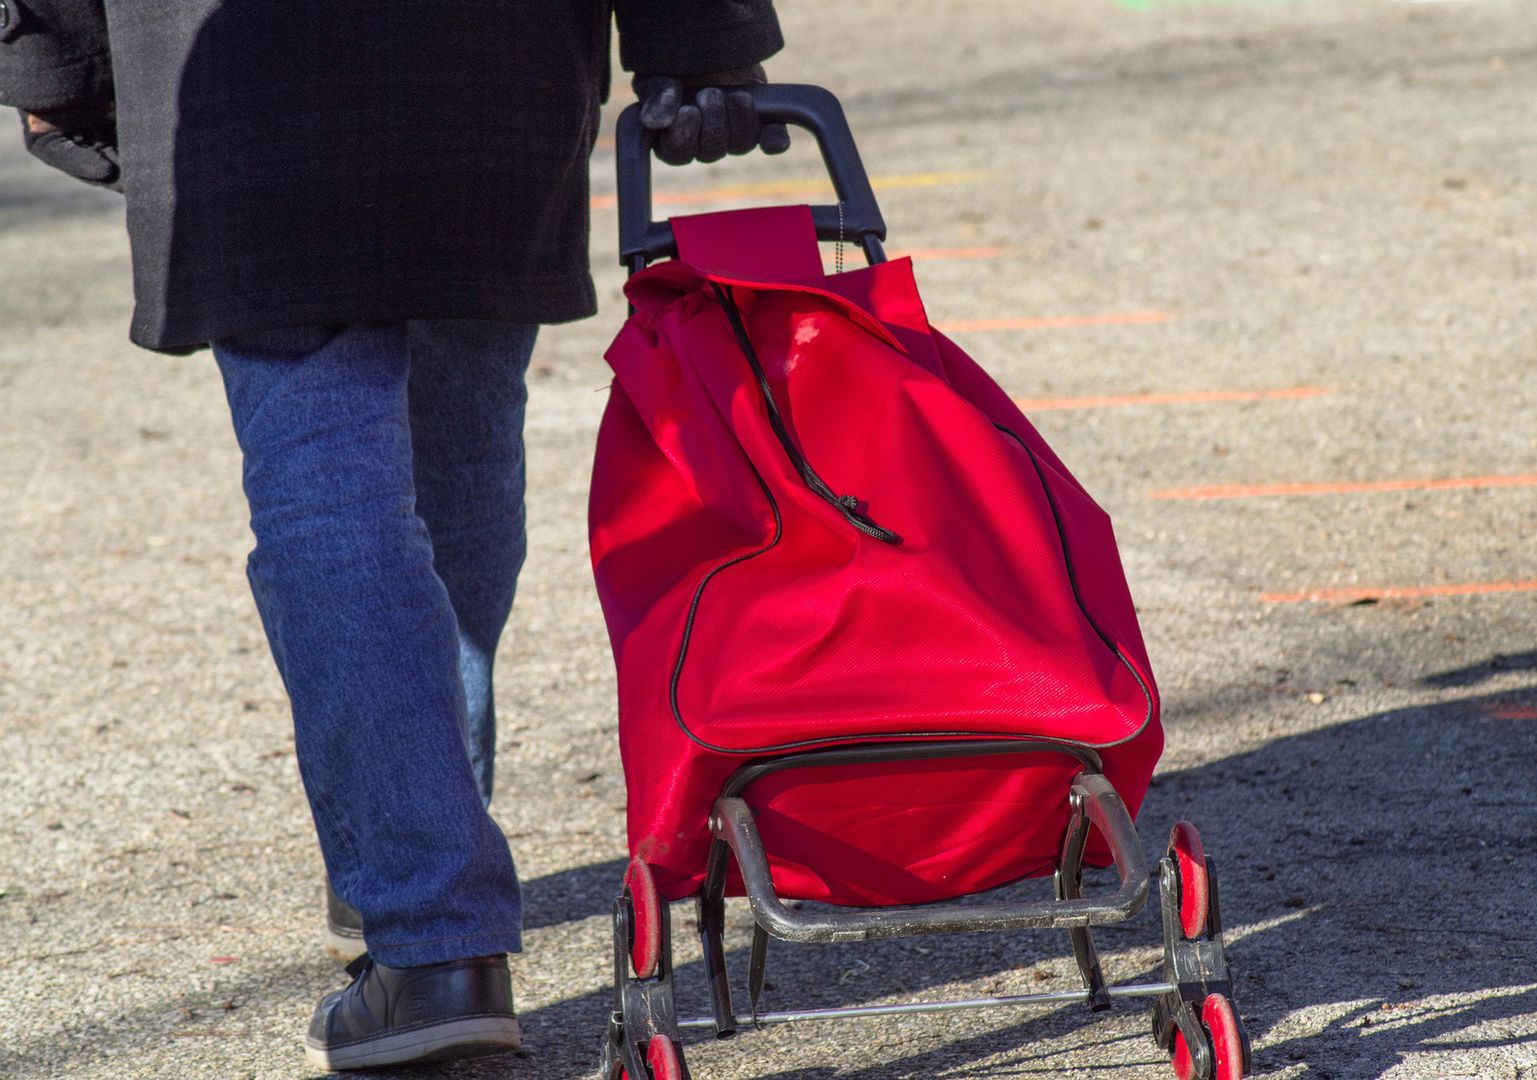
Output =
[
  {"x1": 1262, "y1": 581, "x2": 1537, "y2": 604},
  {"x1": 892, "y1": 245, "x2": 1010, "y2": 262},
  {"x1": 939, "y1": 310, "x2": 1174, "y2": 334},
  {"x1": 1111, "y1": 0, "x2": 1486, "y2": 9},
  {"x1": 1112, "y1": 0, "x2": 1294, "y2": 8},
  {"x1": 1014, "y1": 386, "x2": 1329, "y2": 411},
  {"x1": 591, "y1": 170, "x2": 991, "y2": 211},
  {"x1": 1152, "y1": 473, "x2": 1537, "y2": 501},
  {"x1": 821, "y1": 245, "x2": 1011, "y2": 272},
  {"x1": 1483, "y1": 705, "x2": 1537, "y2": 720}
]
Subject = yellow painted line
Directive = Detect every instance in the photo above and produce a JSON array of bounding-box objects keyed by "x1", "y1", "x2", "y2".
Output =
[
  {"x1": 870, "y1": 170, "x2": 993, "y2": 192},
  {"x1": 889, "y1": 245, "x2": 1010, "y2": 262},
  {"x1": 821, "y1": 245, "x2": 1010, "y2": 272}
]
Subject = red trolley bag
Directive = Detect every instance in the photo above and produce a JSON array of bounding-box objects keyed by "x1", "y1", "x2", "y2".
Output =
[{"x1": 593, "y1": 86, "x2": 1250, "y2": 1080}]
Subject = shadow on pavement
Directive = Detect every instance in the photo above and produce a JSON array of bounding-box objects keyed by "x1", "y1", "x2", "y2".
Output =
[
  {"x1": 0, "y1": 858, "x2": 625, "y2": 1079},
  {"x1": 1421, "y1": 650, "x2": 1537, "y2": 688},
  {"x1": 6, "y1": 690, "x2": 1533, "y2": 1079},
  {"x1": 729, "y1": 686, "x2": 1537, "y2": 1078},
  {"x1": 523, "y1": 856, "x2": 628, "y2": 932},
  {"x1": 498, "y1": 685, "x2": 1537, "y2": 1078}
]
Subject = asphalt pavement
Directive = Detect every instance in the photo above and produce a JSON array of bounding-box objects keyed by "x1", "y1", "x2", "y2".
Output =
[{"x1": 2, "y1": 0, "x2": 1535, "y2": 1077}]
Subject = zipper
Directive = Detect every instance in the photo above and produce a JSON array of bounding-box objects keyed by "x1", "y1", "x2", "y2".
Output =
[
  {"x1": 710, "y1": 282, "x2": 901, "y2": 545},
  {"x1": 993, "y1": 423, "x2": 1155, "y2": 714}
]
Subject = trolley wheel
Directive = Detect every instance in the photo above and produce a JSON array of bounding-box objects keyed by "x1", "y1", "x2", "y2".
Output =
[
  {"x1": 1168, "y1": 994, "x2": 1247, "y2": 1080},
  {"x1": 647, "y1": 1035, "x2": 683, "y2": 1080},
  {"x1": 1168, "y1": 821, "x2": 1210, "y2": 940},
  {"x1": 1202, "y1": 994, "x2": 1247, "y2": 1080},
  {"x1": 1170, "y1": 1026, "x2": 1198, "y2": 1080},
  {"x1": 624, "y1": 857, "x2": 662, "y2": 980},
  {"x1": 618, "y1": 1035, "x2": 684, "y2": 1080}
]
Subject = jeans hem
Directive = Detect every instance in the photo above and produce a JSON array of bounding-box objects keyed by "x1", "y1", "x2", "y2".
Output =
[{"x1": 366, "y1": 930, "x2": 524, "y2": 968}]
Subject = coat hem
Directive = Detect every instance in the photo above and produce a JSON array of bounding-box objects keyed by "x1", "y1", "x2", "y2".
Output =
[{"x1": 130, "y1": 273, "x2": 599, "y2": 354}]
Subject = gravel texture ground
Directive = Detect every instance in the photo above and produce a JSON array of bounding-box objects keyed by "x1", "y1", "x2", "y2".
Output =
[{"x1": 2, "y1": 1, "x2": 1535, "y2": 1077}]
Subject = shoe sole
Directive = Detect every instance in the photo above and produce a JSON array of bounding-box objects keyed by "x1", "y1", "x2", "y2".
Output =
[
  {"x1": 321, "y1": 924, "x2": 366, "y2": 964},
  {"x1": 304, "y1": 1016, "x2": 522, "y2": 1071}
]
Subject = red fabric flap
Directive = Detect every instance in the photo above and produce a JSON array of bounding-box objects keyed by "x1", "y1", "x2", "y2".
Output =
[
  {"x1": 671, "y1": 206, "x2": 824, "y2": 282},
  {"x1": 622, "y1": 259, "x2": 912, "y2": 359}
]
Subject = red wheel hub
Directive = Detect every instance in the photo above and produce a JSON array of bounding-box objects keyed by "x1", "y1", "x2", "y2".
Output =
[
  {"x1": 647, "y1": 1034, "x2": 683, "y2": 1080},
  {"x1": 1168, "y1": 993, "x2": 1247, "y2": 1080},
  {"x1": 624, "y1": 856, "x2": 662, "y2": 980},
  {"x1": 1170, "y1": 1027, "x2": 1197, "y2": 1080},
  {"x1": 1203, "y1": 993, "x2": 1246, "y2": 1080},
  {"x1": 1169, "y1": 820, "x2": 1210, "y2": 939}
]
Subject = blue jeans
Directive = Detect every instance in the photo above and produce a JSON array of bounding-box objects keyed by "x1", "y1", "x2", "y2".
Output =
[{"x1": 213, "y1": 320, "x2": 535, "y2": 966}]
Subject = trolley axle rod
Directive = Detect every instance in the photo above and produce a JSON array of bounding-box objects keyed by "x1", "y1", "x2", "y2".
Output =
[{"x1": 675, "y1": 982, "x2": 1177, "y2": 1029}]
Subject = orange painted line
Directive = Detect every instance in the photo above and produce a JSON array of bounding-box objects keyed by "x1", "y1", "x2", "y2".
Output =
[
  {"x1": 939, "y1": 310, "x2": 1174, "y2": 334},
  {"x1": 1014, "y1": 386, "x2": 1330, "y2": 412},
  {"x1": 1153, "y1": 473, "x2": 1537, "y2": 501},
  {"x1": 1483, "y1": 705, "x2": 1537, "y2": 720},
  {"x1": 1261, "y1": 580, "x2": 1537, "y2": 604}
]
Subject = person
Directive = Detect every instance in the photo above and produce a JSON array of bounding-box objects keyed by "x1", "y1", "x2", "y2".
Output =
[{"x1": 1, "y1": 0, "x2": 787, "y2": 1070}]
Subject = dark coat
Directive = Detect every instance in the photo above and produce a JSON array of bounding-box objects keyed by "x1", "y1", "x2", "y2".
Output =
[{"x1": 0, "y1": 0, "x2": 781, "y2": 351}]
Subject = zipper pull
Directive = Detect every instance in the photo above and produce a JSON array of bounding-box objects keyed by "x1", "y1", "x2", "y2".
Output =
[{"x1": 835, "y1": 494, "x2": 901, "y2": 544}]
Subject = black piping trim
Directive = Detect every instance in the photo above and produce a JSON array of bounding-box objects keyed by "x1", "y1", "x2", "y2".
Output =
[
  {"x1": 660, "y1": 305, "x2": 1154, "y2": 756},
  {"x1": 996, "y1": 424, "x2": 1156, "y2": 751},
  {"x1": 667, "y1": 449, "x2": 786, "y2": 753},
  {"x1": 720, "y1": 739, "x2": 1106, "y2": 800}
]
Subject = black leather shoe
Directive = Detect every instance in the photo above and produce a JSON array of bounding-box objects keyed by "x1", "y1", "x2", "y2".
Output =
[
  {"x1": 304, "y1": 952, "x2": 521, "y2": 1070},
  {"x1": 323, "y1": 882, "x2": 365, "y2": 963}
]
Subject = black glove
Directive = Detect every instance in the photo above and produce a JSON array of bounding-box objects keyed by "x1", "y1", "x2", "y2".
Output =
[
  {"x1": 633, "y1": 64, "x2": 791, "y2": 166},
  {"x1": 18, "y1": 105, "x2": 123, "y2": 191}
]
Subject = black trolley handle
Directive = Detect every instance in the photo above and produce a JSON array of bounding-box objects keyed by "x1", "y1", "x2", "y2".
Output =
[{"x1": 616, "y1": 83, "x2": 888, "y2": 274}]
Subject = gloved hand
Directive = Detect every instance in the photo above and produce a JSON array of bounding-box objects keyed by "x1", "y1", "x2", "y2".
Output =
[
  {"x1": 633, "y1": 64, "x2": 791, "y2": 166},
  {"x1": 18, "y1": 105, "x2": 123, "y2": 191}
]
